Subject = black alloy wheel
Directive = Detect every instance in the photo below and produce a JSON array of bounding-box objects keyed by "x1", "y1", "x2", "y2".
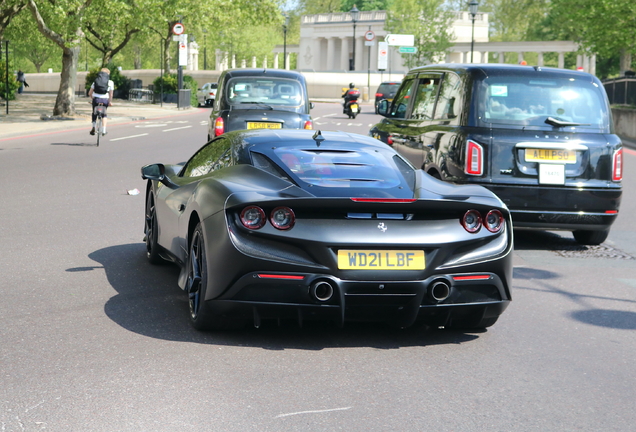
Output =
[
  {"x1": 187, "y1": 224, "x2": 245, "y2": 330},
  {"x1": 145, "y1": 192, "x2": 164, "y2": 264}
]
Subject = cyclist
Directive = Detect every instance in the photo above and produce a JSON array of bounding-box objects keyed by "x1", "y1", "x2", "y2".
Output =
[{"x1": 88, "y1": 68, "x2": 114, "y2": 136}]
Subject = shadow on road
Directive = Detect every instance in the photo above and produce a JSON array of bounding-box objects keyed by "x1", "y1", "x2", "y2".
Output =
[{"x1": 84, "y1": 243, "x2": 485, "y2": 349}]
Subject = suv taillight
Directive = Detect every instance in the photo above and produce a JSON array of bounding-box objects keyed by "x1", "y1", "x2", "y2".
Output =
[
  {"x1": 375, "y1": 93, "x2": 383, "y2": 97},
  {"x1": 612, "y1": 148, "x2": 623, "y2": 181},
  {"x1": 465, "y1": 140, "x2": 483, "y2": 176},
  {"x1": 214, "y1": 117, "x2": 224, "y2": 136}
]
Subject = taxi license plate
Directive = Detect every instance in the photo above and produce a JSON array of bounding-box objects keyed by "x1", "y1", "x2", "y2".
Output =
[
  {"x1": 525, "y1": 148, "x2": 576, "y2": 164},
  {"x1": 247, "y1": 122, "x2": 282, "y2": 130},
  {"x1": 338, "y1": 250, "x2": 425, "y2": 270}
]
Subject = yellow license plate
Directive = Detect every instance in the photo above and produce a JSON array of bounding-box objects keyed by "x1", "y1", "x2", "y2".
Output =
[
  {"x1": 350, "y1": 104, "x2": 358, "y2": 110},
  {"x1": 338, "y1": 250, "x2": 425, "y2": 270},
  {"x1": 247, "y1": 122, "x2": 282, "y2": 130},
  {"x1": 525, "y1": 148, "x2": 576, "y2": 164}
]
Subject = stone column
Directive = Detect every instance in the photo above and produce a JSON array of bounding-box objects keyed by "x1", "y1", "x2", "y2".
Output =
[
  {"x1": 326, "y1": 37, "x2": 335, "y2": 70},
  {"x1": 263, "y1": 56, "x2": 267, "y2": 68},
  {"x1": 251, "y1": 56, "x2": 257, "y2": 68},
  {"x1": 498, "y1": 52, "x2": 504, "y2": 63},
  {"x1": 558, "y1": 53, "x2": 565, "y2": 69},
  {"x1": 518, "y1": 52, "x2": 524, "y2": 64},
  {"x1": 537, "y1": 52, "x2": 544, "y2": 67},
  {"x1": 341, "y1": 37, "x2": 350, "y2": 70},
  {"x1": 590, "y1": 54, "x2": 597, "y2": 76},
  {"x1": 355, "y1": 37, "x2": 364, "y2": 71},
  {"x1": 285, "y1": 52, "x2": 290, "y2": 70},
  {"x1": 273, "y1": 53, "x2": 279, "y2": 69}
]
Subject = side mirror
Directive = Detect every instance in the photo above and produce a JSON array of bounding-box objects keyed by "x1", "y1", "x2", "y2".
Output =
[
  {"x1": 141, "y1": 163, "x2": 165, "y2": 180},
  {"x1": 141, "y1": 163, "x2": 179, "y2": 189},
  {"x1": 378, "y1": 99, "x2": 390, "y2": 117},
  {"x1": 309, "y1": 102, "x2": 315, "y2": 109}
]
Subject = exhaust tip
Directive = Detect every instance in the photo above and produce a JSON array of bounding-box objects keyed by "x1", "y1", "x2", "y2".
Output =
[
  {"x1": 430, "y1": 280, "x2": 451, "y2": 302},
  {"x1": 310, "y1": 281, "x2": 334, "y2": 302}
]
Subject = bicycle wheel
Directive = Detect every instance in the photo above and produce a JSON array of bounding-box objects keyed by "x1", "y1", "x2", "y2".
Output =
[{"x1": 96, "y1": 115, "x2": 102, "y2": 147}]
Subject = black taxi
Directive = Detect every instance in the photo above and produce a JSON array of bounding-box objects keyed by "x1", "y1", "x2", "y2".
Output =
[{"x1": 370, "y1": 64, "x2": 623, "y2": 245}]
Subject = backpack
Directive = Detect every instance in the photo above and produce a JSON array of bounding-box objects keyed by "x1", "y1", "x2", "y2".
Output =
[{"x1": 94, "y1": 71, "x2": 110, "y2": 94}]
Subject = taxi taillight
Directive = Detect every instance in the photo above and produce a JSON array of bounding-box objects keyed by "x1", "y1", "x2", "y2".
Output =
[
  {"x1": 214, "y1": 117, "x2": 224, "y2": 136},
  {"x1": 465, "y1": 140, "x2": 483, "y2": 176},
  {"x1": 613, "y1": 148, "x2": 623, "y2": 181},
  {"x1": 304, "y1": 120, "x2": 313, "y2": 130}
]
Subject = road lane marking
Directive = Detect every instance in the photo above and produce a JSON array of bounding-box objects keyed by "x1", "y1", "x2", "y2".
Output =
[
  {"x1": 163, "y1": 126, "x2": 193, "y2": 132},
  {"x1": 110, "y1": 133, "x2": 149, "y2": 141},
  {"x1": 275, "y1": 406, "x2": 352, "y2": 418},
  {"x1": 323, "y1": 113, "x2": 336, "y2": 117}
]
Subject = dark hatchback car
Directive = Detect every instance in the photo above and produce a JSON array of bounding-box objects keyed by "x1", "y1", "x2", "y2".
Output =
[
  {"x1": 208, "y1": 69, "x2": 313, "y2": 140},
  {"x1": 370, "y1": 64, "x2": 623, "y2": 245},
  {"x1": 374, "y1": 81, "x2": 401, "y2": 113}
]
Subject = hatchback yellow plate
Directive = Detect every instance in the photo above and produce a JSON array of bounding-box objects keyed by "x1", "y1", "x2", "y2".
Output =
[
  {"x1": 247, "y1": 122, "x2": 282, "y2": 130},
  {"x1": 338, "y1": 250, "x2": 425, "y2": 270},
  {"x1": 525, "y1": 148, "x2": 576, "y2": 164}
]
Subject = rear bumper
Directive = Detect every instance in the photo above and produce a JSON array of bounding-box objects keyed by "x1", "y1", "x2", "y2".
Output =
[
  {"x1": 485, "y1": 184, "x2": 621, "y2": 231},
  {"x1": 208, "y1": 271, "x2": 511, "y2": 328}
]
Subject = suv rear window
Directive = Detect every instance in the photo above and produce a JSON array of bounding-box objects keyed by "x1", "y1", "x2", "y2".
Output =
[
  {"x1": 477, "y1": 75, "x2": 610, "y2": 129},
  {"x1": 378, "y1": 83, "x2": 400, "y2": 94},
  {"x1": 226, "y1": 77, "x2": 303, "y2": 107}
]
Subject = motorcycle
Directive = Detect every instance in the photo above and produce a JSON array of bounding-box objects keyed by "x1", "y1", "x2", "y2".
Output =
[{"x1": 342, "y1": 88, "x2": 361, "y2": 119}]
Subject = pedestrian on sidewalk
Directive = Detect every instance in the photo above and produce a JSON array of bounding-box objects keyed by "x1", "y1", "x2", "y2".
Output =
[
  {"x1": 16, "y1": 71, "x2": 29, "y2": 94},
  {"x1": 88, "y1": 68, "x2": 114, "y2": 136}
]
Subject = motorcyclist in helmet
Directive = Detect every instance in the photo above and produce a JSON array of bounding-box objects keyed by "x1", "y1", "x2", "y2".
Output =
[{"x1": 342, "y1": 83, "x2": 360, "y2": 113}]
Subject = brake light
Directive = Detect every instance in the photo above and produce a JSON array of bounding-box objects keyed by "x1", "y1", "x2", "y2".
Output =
[
  {"x1": 240, "y1": 206, "x2": 266, "y2": 230},
  {"x1": 461, "y1": 210, "x2": 482, "y2": 233},
  {"x1": 269, "y1": 207, "x2": 295, "y2": 230},
  {"x1": 612, "y1": 148, "x2": 623, "y2": 181},
  {"x1": 375, "y1": 93, "x2": 383, "y2": 97},
  {"x1": 465, "y1": 140, "x2": 483, "y2": 176},
  {"x1": 351, "y1": 198, "x2": 417, "y2": 203},
  {"x1": 484, "y1": 210, "x2": 504, "y2": 233},
  {"x1": 387, "y1": 135, "x2": 393, "y2": 146},
  {"x1": 304, "y1": 120, "x2": 313, "y2": 130},
  {"x1": 214, "y1": 117, "x2": 224, "y2": 136}
]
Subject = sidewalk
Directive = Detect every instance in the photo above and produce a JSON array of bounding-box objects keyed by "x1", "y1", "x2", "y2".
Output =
[{"x1": 0, "y1": 93, "x2": 186, "y2": 140}]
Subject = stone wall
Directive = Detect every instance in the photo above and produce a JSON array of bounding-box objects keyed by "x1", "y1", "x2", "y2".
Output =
[{"x1": 612, "y1": 107, "x2": 636, "y2": 141}]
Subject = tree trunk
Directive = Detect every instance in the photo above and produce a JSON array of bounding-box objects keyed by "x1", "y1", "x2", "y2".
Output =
[
  {"x1": 620, "y1": 49, "x2": 632, "y2": 76},
  {"x1": 54, "y1": 44, "x2": 79, "y2": 116},
  {"x1": 164, "y1": 36, "x2": 172, "y2": 74}
]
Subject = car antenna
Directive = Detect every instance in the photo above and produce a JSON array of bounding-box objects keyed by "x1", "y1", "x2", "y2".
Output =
[{"x1": 312, "y1": 130, "x2": 325, "y2": 147}]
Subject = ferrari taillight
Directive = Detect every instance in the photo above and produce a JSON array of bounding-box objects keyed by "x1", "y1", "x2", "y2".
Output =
[
  {"x1": 303, "y1": 120, "x2": 313, "y2": 130},
  {"x1": 270, "y1": 207, "x2": 295, "y2": 230},
  {"x1": 612, "y1": 148, "x2": 623, "y2": 181},
  {"x1": 214, "y1": 117, "x2": 224, "y2": 136},
  {"x1": 465, "y1": 140, "x2": 483, "y2": 176},
  {"x1": 240, "y1": 206, "x2": 266, "y2": 230},
  {"x1": 484, "y1": 210, "x2": 504, "y2": 233},
  {"x1": 461, "y1": 210, "x2": 482, "y2": 233}
]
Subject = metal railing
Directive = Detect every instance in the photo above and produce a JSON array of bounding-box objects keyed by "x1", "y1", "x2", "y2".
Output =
[
  {"x1": 603, "y1": 77, "x2": 636, "y2": 106},
  {"x1": 128, "y1": 88, "x2": 154, "y2": 103}
]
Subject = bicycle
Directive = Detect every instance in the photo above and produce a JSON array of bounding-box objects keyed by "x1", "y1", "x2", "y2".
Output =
[{"x1": 93, "y1": 103, "x2": 106, "y2": 147}]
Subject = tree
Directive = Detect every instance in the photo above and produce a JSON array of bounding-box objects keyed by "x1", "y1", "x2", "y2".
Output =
[
  {"x1": 479, "y1": 0, "x2": 550, "y2": 43},
  {"x1": 548, "y1": 0, "x2": 636, "y2": 74},
  {"x1": 4, "y1": 9, "x2": 57, "y2": 72},
  {"x1": 27, "y1": 0, "x2": 89, "y2": 116},
  {"x1": 0, "y1": 0, "x2": 27, "y2": 39},
  {"x1": 385, "y1": 0, "x2": 454, "y2": 68}
]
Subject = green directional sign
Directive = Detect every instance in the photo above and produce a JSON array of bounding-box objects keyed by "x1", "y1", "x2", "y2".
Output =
[{"x1": 399, "y1": 46, "x2": 418, "y2": 54}]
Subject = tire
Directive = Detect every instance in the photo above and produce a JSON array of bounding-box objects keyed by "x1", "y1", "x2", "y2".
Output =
[
  {"x1": 187, "y1": 224, "x2": 244, "y2": 330},
  {"x1": 352, "y1": 112, "x2": 357, "y2": 119},
  {"x1": 573, "y1": 229, "x2": 609, "y2": 245},
  {"x1": 145, "y1": 191, "x2": 165, "y2": 264},
  {"x1": 96, "y1": 116, "x2": 102, "y2": 147}
]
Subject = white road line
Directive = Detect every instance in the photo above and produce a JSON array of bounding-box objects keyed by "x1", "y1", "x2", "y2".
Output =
[
  {"x1": 110, "y1": 133, "x2": 149, "y2": 141},
  {"x1": 162, "y1": 126, "x2": 193, "y2": 132},
  {"x1": 275, "y1": 407, "x2": 352, "y2": 418},
  {"x1": 313, "y1": 116, "x2": 321, "y2": 120},
  {"x1": 323, "y1": 113, "x2": 337, "y2": 117}
]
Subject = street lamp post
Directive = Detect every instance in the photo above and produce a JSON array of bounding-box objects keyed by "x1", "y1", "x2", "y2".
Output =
[
  {"x1": 469, "y1": 0, "x2": 479, "y2": 63},
  {"x1": 350, "y1": 5, "x2": 359, "y2": 71},
  {"x1": 283, "y1": 13, "x2": 289, "y2": 70},
  {"x1": 203, "y1": 29, "x2": 207, "y2": 70}
]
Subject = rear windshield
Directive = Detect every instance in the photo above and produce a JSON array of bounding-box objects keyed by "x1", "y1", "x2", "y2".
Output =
[
  {"x1": 272, "y1": 148, "x2": 412, "y2": 189},
  {"x1": 477, "y1": 75, "x2": 610, "y2": 129},
  {"x1": 225, "y1": 77, "x2": 303, "y2": 107},
  {"x1": 378, "y1": 83, "x2": 400, "y2": 93}
]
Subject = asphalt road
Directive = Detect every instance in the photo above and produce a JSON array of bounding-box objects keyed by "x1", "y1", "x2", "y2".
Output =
[{"x1": 1, "y1": 103, "x2": 635, "y2": 431}]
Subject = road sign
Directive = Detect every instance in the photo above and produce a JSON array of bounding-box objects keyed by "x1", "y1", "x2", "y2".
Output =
[
  {"x1": 386, "y1": 34, "x2": 414, "y2": 47},
  {"x1": 364, "y1": 30, "x2": 375, "y2": 42},
  {"x1": 365, "y1": 41, "x2": 375, "y2": 46},
  {"x1": 172, "y1": 23, "x2": 185, "y2": 35},
  {"x1": 378, "y1": 41, "x2": 388, "y2": 70},
  {"x1": 179, "y1": 40, "x2": 188, "y2": 66},
  {"x1": 399, "y1": 46, "x2": 418, "y2": 54}
]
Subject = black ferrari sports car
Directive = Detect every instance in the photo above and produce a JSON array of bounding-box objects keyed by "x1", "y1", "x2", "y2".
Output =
[{"x1": 141, "y1": 129, "x2": 513, "y2": 331}]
